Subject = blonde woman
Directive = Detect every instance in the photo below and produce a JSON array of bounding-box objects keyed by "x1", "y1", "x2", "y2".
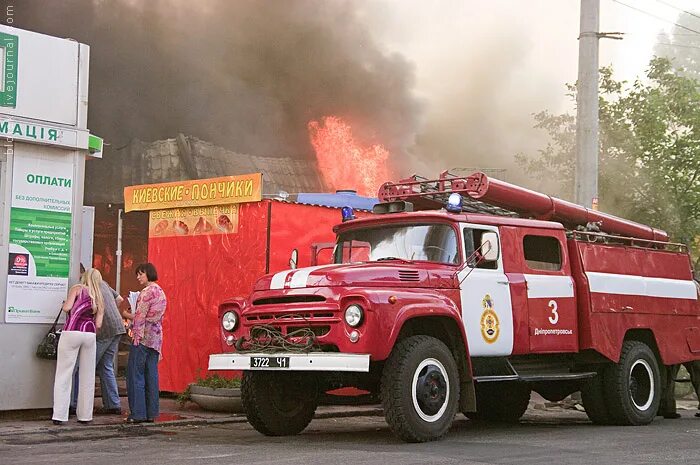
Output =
[{"x1": 52, "y1": 268, "x2": 105, "y2": 425}]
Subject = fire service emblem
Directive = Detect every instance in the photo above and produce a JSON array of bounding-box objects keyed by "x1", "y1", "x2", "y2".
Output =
[{"x1": 480, "y1": 294, "x2": 500, "y2": 344}]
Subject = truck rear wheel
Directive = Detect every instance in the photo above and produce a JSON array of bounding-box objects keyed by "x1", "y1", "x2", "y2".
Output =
[
  {"x1": 465, "y1": 381, "x2": 530, "y2": 423},
  {"x1": 604, "y1": 340, "x2": 660, "y2": 425},
  {"x1": 241, "y1": 371, "x2": 318, "y2": 436},
  {"x1": 580, "y1": 366, "x2": 613, "y2": 425},
  {"x1": 381, "y1": 335, "x2": 460, "y2": 443}
]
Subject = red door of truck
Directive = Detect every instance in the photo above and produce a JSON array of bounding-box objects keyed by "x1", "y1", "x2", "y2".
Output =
[{"x1": 516, "y1": 228, "x2": 578, "y2": 353}]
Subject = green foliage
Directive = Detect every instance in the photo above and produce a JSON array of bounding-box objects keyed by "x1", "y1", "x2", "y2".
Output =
[
  {"x1": 176, "y1": 385, "x2": 191, "y2": 405},
  {"x1": 518, "y1": 58, "x2": 700, "y2": 262},
  {"x1": 193, "y1": 373, "x2": 242, "y2": 389}
]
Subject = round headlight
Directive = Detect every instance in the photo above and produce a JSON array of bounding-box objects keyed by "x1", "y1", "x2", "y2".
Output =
[
  {"x1": 222, "y1": 311, "x2": 238, "y2": 331},
  {"x1": 344, "y1": 304, "x2": 364, "y2": 327}
]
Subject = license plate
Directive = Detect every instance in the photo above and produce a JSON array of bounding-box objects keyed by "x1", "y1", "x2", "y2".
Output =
[{"x1": 250, "y1": 356, "x2": 290, "y2": 369}]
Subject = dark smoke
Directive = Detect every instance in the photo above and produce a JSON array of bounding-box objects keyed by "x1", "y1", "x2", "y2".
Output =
[{"x1": 11, "y1": 0, "x2": 420, "y2": 159}]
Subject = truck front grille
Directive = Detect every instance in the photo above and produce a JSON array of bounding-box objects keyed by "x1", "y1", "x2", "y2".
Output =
[{"x1": 246, "y1": 312, "x2": 334, "y2": 322}]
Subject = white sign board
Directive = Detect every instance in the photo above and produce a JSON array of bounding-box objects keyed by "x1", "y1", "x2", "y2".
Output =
[
  {"x1": 0, "y1": 24, "x2": 82, "y2": 127},
  {"x1": 5, "y1": 152, "x2": 73, "y2": 323}
]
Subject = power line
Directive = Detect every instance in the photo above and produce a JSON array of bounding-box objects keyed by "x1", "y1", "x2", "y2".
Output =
[
  {"x1": 611, "y1": 0, "x2": 700, "y2": 35},
  {"x1": 653, "y1": 0, "x2": 700, "y2": 22},
  {"x1": 613, "y1": 33, "x2": 700, "y2": 36},
  {"x1": 657, "y1": 42, "x2": 700, "y2": 50}
]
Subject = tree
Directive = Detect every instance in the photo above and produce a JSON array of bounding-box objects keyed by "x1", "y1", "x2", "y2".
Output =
[
  {"x1": 654, "y1": 11, "x2": 700, "y2": 83},
  {"x1": 517, "y1": 58, "x2": 700, "y2": 262}
]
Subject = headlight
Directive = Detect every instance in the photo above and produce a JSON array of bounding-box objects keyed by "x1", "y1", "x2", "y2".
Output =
[
  {"x1": 344, "y1": 304, "x2": 364, "y2": 327},
  {"x1": 222, "y1": 311, "x2": 239, "y2": 331}
]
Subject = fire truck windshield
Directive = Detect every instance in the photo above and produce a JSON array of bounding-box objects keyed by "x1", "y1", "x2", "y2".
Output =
[{"x1": 334, "y1": 223, "x2": 459, "y2": 265}]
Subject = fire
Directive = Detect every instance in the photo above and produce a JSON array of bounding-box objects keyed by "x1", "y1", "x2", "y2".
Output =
[{"x1": 308, "y1": 116, "x2": 390, "y2": 197}]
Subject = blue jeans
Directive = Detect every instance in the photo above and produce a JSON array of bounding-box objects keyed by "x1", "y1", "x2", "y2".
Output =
[
  {"x1": 126, "y1": 344, "x2": 160, "y2": 420},
  {"x1": 70, "y1": 334, "x2": 123, "y2": 410}
]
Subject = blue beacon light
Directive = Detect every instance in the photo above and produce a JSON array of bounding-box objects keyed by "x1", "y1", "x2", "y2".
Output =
[
  {"x1": 446, "y1": 193, "x2": 463, "y2": 213},
  {"x1": 341, "y1": 206, "x2": 355, "y2": 222}
]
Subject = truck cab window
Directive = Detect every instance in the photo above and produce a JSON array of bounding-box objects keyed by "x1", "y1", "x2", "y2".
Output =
[
  {"x1": 464, "y1": 228, "x2": 497, "y2": 270},
  {"x1": 523, "y1": 235, "x2": 561, "y2": 271},
  {"x1": 335, "y1": 224, "x2": 458, "y2": 265}
]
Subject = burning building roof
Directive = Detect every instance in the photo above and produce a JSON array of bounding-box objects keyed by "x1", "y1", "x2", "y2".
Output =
[{"x1": 85, "y1": 134, "x2": 327, "y2": 205}]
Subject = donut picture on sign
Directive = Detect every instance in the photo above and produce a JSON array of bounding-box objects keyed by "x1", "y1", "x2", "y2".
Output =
[
  {"x1": 217, "y1": 214, "x2": 234, "y2": 233},
  {"x1": 153, "y1": 219, "x2": 169, "y2": 236},
  {"x1": 173, "y1": 220, "x2": 189, "y2": 235},
  {"x1": 193, "y1": 216, "x2": 213, "y2": 234}
]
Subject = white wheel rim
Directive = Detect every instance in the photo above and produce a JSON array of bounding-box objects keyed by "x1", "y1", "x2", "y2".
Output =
[
  {"x1": 411, "y1": 358, "x2": 450, "y2": 423},
  {"x1": 629, "y1": 359, "x2": 654, "y2": 411}
]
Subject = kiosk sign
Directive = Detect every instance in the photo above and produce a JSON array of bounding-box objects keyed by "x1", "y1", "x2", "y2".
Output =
[
  {"x1": 124, "y1": 173, "x2": 262, "y2": 212},
  {"x1": 5, "y1": 155, "x2": 73, "y2": 323}
]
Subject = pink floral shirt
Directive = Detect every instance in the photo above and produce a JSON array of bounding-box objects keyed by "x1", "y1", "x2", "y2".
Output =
[{"x1": 132, "y1": 283, "x2": 167, "y2": 353}]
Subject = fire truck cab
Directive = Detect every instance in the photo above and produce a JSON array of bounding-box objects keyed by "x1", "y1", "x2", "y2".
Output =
[{"x1": 210, "y1": 171, "x2": 700, "y2": 442}]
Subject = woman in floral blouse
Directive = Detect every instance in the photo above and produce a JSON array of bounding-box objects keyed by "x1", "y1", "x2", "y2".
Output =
[{"x1": 121, "y1": 263, "x2": 167, "y2": 423}]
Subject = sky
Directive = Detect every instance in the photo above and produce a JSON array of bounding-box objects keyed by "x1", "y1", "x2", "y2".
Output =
[
  {"x1": 357, "y1": 0, "x2": 700, "y2": 181},
  {"x1": 370, "y1": 0, "x2": 698, "y2": 106}
]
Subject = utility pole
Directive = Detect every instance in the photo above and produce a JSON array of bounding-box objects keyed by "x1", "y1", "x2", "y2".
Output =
[{"x1": 575, "y1": 0, "x2": 600, "y2": 209}]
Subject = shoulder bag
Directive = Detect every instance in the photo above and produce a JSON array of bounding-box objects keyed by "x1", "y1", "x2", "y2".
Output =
[{"x1": 36, "y1": 307, "x2": 64, "y2": 360}]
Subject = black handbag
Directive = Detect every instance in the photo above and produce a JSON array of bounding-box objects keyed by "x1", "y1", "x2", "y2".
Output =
[{"x1": 36, "y1": 308, "x2": 64, "y2": 360}]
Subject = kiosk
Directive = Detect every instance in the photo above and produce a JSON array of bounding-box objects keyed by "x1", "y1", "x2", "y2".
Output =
[{"x1": 0, "y1": 25, "x2": 101, "y2": 410}]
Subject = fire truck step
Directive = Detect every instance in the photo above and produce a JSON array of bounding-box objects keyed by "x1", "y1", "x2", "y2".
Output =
[
  {"x1": 517, "y1": 372, "x2": 597, "y2": 382},
  {"x1": 473, "y1": 372, "x2": 597, "y2": 383}
]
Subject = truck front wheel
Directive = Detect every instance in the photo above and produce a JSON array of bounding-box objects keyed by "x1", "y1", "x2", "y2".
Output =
[
  {"x1": 381, "y1": 335, "x2": 460, "y2": 443},
  {"x1": 241, "y1": 371, "x2": 318, "y2": 436},
  {"x1": 604, "y1": 340, "x2": 660, "y2": 425}
]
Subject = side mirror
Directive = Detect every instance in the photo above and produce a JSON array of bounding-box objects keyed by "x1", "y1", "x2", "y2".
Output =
[
  {"x1": 480, "y1": 232, "x2": 499, "y2": 262},
  {"x1": 289, "y1": 249, "x2": 298, "y2": 269}
]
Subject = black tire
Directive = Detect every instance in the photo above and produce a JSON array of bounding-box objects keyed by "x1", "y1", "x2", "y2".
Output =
[
  {"x1": 580, "y1": 366, "x2": 613, "y2": 425},
  {"x1": 604, "y1": 340, "x2": 660, "y2": 425},
  {"x1": 241, "y1": 371, "x2": 318, "y2": 436},
  {"x1": 465, "y1": 381, "x2": 530, "y2": 423},
  {"x1": 381, "y1": 335, "x2": 460, "y2": 443}
]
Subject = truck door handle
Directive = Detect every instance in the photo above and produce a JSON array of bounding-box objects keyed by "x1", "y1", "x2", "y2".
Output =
[{"x1": 497, "y1": 280, "x2": 509, "y2": 285}]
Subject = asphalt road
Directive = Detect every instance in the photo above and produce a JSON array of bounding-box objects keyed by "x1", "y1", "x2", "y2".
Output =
[{"x1": 1, "y1": 408, "x2": 700, "y2": 465}]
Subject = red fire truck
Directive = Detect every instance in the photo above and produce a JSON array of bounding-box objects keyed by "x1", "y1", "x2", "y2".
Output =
[{"x1": 209, "y1": 171, "x2": 700, "y2": 442}]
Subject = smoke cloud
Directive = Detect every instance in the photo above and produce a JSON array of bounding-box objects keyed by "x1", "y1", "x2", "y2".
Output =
[
  {"x1": 12, "y1": 0, "x2": 421, "y2": 162},
  {"x1": 13, "y1": 1, "x2": 593, "y2": 189},
  {"x1": 370, "y1": 1, "x2": 581, "y2": 184}
]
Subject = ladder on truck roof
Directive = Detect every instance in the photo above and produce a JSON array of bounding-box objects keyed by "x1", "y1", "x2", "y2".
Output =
[
  {"x1": 377, "y1": 170, "x2": 671, "y2": 244},
  {"x1": 377, "y1": 171, "x2": 518, "y2": 217}
]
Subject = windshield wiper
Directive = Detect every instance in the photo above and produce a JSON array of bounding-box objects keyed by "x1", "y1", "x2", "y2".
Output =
[{"x1": 376, "y1": 257, "x2": 414, "y2": 264}]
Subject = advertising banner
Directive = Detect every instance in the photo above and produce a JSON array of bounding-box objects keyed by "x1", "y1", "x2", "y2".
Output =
[
  {"x1": 148, "y1": 204, "x2": 239, "y2": 238},
  {"x1": 124, "y1": 172, "x2": 262, "y2": 212},
  {"x1": 5, "y1": 155, "x2": 72, "y2": 323}
]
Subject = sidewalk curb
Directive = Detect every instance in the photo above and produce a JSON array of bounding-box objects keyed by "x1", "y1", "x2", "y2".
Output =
[{"x1": 0, "y1": 407, "x2": 385, "y2": 438}]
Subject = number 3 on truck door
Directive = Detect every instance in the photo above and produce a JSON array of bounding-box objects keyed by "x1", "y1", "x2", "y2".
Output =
[{"x1": 548, "y1": 300, "x2": 559, "y2": 325}]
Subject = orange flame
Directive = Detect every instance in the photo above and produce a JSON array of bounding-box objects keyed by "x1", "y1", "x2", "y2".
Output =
[{"x1": 308, "y1": 116, "x2": 390, "y2": 197}]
